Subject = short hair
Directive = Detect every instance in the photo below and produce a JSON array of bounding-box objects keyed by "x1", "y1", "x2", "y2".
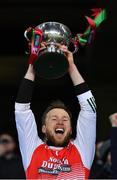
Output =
[
  {"x1": 41, "y1": 100, "x2": 72, "y2": 125},
  {"x1": 0, "y1": 131, "x2": 15, "y2": 141}
]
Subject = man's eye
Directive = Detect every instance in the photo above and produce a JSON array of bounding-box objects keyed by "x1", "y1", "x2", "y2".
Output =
[
  {"x1": 52, "y1": 119, "x2": 56, "y2": 121},
  {"x1": 63, "y1": 119, "x2": 68, "y2": 121}
]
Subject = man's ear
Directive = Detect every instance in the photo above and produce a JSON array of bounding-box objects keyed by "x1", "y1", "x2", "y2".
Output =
[{"x1": 42, "y1": 125, "x2": 46, "y2": 134}]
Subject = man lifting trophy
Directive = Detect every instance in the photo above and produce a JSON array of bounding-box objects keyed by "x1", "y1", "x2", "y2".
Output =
[
  {"x1": 24, "y1": 9, "x2": 106, "y2": 79},
  {"x1": 15, "y1": 8, "x2": 106, "y2": 180}
]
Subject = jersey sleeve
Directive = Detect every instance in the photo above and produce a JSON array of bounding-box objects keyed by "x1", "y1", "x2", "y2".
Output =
[
  {"x1": 73, "y1": 83, "x2": 96, "y2": 169},
  {"x1": 15, "y1": 78, "x2": 43, "y2": 170},
  {"x1": 15, "y1": 103, "x2": 43, "y2": 170}
]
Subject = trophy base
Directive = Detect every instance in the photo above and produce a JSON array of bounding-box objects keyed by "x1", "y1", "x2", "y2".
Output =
[{"x1": 33, "y1": 52, "x2": 69, "y2": 79}]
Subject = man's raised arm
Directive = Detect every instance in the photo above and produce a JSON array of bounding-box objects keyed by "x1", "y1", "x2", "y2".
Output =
[
  {"x1": 15, "y1": 65, "x2": 42, "y2": 170},
  {"x1": 61, "y1": 45, "x2": 96, "y2": 171}
]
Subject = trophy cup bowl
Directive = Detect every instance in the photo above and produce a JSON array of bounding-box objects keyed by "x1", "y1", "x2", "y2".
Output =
[
  {"x1": 34, "y1": 22, "x2": 73, "y2": 79},
  {"x1": 24, "y1": 22, "x2": 78, "y2": 79}
]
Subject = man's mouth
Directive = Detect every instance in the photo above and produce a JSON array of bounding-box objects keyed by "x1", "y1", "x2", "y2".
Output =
[{"x1": 55, "y1": 128, "x2": 64, "y2": 134}]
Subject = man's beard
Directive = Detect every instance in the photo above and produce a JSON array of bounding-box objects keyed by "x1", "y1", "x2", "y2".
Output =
[{"x1": 45, "y1": 130, "x2": 71, "y2": 147}]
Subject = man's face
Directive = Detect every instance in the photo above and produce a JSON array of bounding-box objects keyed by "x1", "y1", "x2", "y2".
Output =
[{"x1": 42, "y1": 108, "x2": 72, "y2": 147}]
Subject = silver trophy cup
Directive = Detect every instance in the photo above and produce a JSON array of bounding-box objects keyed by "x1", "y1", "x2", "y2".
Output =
[{"x1": 24, "y1": 22, "x2": 78, "y2": 79}]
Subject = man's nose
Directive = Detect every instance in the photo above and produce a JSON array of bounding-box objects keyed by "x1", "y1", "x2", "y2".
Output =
[{"x1": 57, "y1": 118, "x2": 63, "y2": 124}]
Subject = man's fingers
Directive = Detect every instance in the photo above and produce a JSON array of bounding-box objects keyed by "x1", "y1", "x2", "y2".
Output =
[
  {"x1": 41, "y1": 42, "x2": 47, "y2": 47},
  {"x1": 55, "y1": 44, "x2": 68, "y2": 51},
  {"x1": 59, "y1": 45, "x2": 68, "y2": 51},
  {"x1": 39, "y1": 42, "x2": 47, "y2": 51},
  {"x1": 39, "y1": 47, "x2": 46, "y2": 52}
]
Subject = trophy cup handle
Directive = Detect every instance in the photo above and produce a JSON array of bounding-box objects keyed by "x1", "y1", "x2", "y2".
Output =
[
  {"x1": 71, "y1": 38, "x2": 79, "y2": 54},
  {"x1": 24, "y1": 27, "x2": 33, "y2": 41}
]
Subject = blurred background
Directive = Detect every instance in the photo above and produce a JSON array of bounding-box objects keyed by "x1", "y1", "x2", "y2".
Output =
[{"x1": 0, "y1": 0, "x2": 117, "y2": 142}]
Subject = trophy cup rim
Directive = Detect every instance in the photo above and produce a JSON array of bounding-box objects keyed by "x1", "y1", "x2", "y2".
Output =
[
  {"x1": 36, "y1": 21, "x2": 71, "y2": 31},
  {"x1": 36, "y1": 21, "x2": 72, "y2": 37}
]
